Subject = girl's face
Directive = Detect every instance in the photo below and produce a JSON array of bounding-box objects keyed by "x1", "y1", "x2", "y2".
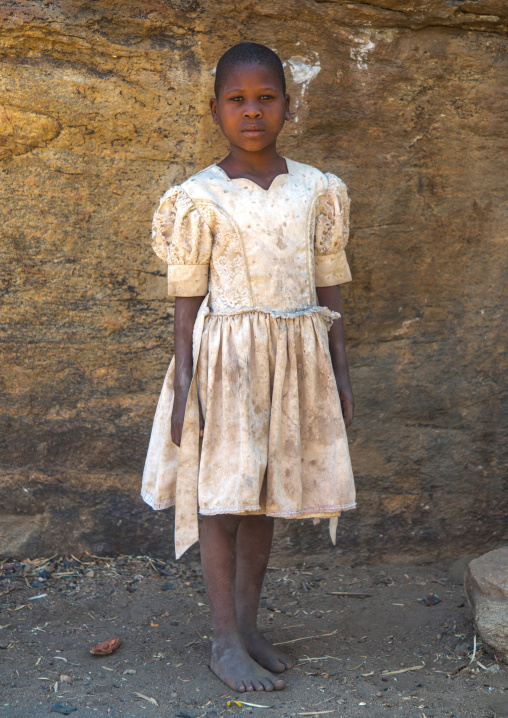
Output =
[{"x1": 210, "y1": 64, "x2": 290, "y2": 153}]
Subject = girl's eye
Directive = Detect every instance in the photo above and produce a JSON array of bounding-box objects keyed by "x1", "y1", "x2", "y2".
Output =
[
  {"x1": 261, "y1": 95, "x2": 274, "y2": 100},
  {"x1": 229, "y1": 96, "x2": 243, "y2": 101}
]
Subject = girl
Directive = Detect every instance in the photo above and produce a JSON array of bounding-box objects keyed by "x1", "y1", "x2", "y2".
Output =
[{"x1": 141, "y1": 42, "x2": 356, "y2": 693}]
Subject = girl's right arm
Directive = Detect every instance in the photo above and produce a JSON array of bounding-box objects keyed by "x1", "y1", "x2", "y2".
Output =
[{"x1": 171, "y1": 295, "x2": 206, "y2": 446}]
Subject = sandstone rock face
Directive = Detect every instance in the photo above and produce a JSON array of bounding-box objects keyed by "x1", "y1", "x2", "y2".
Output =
[
  {"x1": 465, "y1": 549, "x2": 508, "y2": 664},
  {"x1": 0, "y1": 1, "x2": 507, "y2": 560}
]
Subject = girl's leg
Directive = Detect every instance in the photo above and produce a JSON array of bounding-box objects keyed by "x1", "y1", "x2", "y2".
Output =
[
  {"x1": 235, "y1": 515, "x2": 297, "y2": 672},
  {"x1": 200, "y1": 514, "x2": 285, "y2": 692}
]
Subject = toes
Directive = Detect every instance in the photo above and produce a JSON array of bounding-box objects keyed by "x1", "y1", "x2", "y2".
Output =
[
  {"x1": 273, "y1": 677, "x2": 285, "y2": 691},
  {"x1": 273, "y1": 659, "x2": 286, "y2": 673},
  {"x1": 236, "y1": 681, "x2": 246, "y2": 693},
  {"x1": 260, "y1": 678, "x2": 274, "y2": 691},
  {"x1": 252, "y1": 679, "x2": 265, "y2": 691},
  {"x1": 245, "y1": 681, "x2": 255, "y2": 692}
]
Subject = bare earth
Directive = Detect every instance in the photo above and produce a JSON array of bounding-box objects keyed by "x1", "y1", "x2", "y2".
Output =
[{"x1": 1, "y1": 550, "x2": 507, "y2": 718}]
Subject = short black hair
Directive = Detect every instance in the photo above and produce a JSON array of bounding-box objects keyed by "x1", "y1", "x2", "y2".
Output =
[{"x1": 214, "y1": 42, "x2": 286, "y2": 97}]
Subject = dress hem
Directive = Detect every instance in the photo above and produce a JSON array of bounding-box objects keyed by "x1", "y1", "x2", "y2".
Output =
[
  {"x1": 199, "y1": 502, "x2": 357, "y2": 517},
  {"x1": 140, "y1": 489, "x2": 175, "y2": 511},
  {"x1": 140, "y1": 489, "x2": 356, "y2": 518}
]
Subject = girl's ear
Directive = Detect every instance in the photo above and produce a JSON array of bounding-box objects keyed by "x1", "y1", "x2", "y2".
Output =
[
  {"x1": 285, "y1": 93, "x2": 291, "y2": 121},
  {"x1": 210, "y1": 97, "x2": 219, "y2": 125}
]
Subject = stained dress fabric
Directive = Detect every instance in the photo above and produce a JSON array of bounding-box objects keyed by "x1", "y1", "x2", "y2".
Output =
[{"x1": 141, "y1": 157, "x2": 356, "y2": 558}]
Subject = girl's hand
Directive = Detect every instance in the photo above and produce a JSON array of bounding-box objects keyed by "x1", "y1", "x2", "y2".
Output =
[
  {"x1": 335, "y1": 374, "x2": 354, "y2": 428},
  {"x1": 171, "y1": 386, "x2": 205, "y2": 447},
  {"x1": 171, "y1": 387, "x2": 188, "y2": 447},
  {"x1": 316, "y1": 285, "x2": 354, "y2": 429},
  {"x1": 171, "y1": 295, "x2": 207, "y2": 447}
]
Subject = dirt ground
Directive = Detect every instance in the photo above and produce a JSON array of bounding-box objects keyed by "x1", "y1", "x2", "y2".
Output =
[{"x1": 1, "y1": 548, "x2": 507, "y2": 718}]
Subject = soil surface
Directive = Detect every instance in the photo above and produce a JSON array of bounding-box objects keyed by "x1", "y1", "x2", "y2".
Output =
[{"x1": 1, "y1": 551, "x2": 507, "y2": 718}]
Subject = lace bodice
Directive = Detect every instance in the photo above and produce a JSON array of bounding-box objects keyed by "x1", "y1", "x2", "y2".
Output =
[{"x1": 151, "y1": 157, "x2": 351, "y2": 313}]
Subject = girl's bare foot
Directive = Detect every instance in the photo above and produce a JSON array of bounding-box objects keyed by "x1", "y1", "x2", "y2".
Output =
[
  {"x1": 240, "y1": 627, "x2": 297, "y2": 673},
  {"x1": 210, "y1": 636, "x2": 285, "y2": 692}
]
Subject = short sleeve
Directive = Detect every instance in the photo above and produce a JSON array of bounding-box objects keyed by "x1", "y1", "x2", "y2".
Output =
[
  {"x1": 314, "y1": 172, "x2": 352, "y2": 286},
  {"x1": 151, "y1": 185, "x2": 212, "y2": 296}
]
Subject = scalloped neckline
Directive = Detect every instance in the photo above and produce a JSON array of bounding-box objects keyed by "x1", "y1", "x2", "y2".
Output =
[{"x1": 212, "y1": 158, "x2": 292, "y2": 192}]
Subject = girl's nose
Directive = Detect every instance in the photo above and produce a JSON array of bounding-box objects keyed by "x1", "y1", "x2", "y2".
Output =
[{"x1": 243, "y1": 104, "x2": 262, "y2": 118}]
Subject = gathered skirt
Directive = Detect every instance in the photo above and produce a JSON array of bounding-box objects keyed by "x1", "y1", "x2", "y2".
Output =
[{"x1": 141, "y1": 306, "x2": 356, "y2": 555}]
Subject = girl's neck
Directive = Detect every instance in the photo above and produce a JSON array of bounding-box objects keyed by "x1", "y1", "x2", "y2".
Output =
[{"x1": 218, "y1": 146, "x2": 287, "y2": 181}]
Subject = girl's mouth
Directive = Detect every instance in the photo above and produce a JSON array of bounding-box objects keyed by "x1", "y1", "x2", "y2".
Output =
[{"x1": 242, "y1": 128, "x2": 265, "y2": 136}]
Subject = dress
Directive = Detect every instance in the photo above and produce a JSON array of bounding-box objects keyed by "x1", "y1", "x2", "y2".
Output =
[{"x1": 141, "y1": 157, "x2": 356, "y2": 558}]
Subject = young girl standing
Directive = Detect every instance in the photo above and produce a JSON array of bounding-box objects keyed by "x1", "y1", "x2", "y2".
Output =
[{"x1": 141, "y1": 42, "x2": 356, "y2": 693}]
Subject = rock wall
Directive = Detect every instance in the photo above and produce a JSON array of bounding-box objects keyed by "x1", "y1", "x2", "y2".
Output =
[{"x1": 1, "y1": 0, "x2": 506, "y2": 562}]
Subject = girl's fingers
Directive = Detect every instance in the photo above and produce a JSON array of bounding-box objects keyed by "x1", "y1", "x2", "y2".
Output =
[
  {"x1": 340, "y1": 394, "x2": 354, "y2": 428},
  {"x1": 171, "y1": 416, "x2": 183, "y2": 446}
]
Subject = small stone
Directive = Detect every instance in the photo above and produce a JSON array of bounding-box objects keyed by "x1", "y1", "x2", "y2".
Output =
[
  {"x1": 465, "y1": 548, "x2": 508, "y2": 663},
  {"x1": 423, "y1": 593, "x2": 441, "y2": 606},
  {"x1": 161, "y1": 582, "x2": 175, "y2": 591},
  {"x1": 51, "y1": 704, "x2": 78, "y2": 715}
]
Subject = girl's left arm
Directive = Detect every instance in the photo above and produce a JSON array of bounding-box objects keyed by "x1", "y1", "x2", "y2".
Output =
[{"x1": 316, "y1": 285, "x2": 354, "y2": 428}]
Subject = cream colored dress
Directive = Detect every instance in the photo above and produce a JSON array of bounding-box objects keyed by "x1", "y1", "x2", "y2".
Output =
[{"x1": 141, "y1": 157, "x2": 356, "y2": 558}]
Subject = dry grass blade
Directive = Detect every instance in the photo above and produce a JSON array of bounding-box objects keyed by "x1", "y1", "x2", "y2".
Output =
[
  {"x1": 381, "y1": 664, "x2": 424, "y2": 675},
  {"x1": 134, "y1": 692, "x2": 159, "y2": 707},
  {"x1": 298, "y1": 711, "x2": 337, "y2": 716},
  {"x1": 274, "y1": 629, "x2": 338, "y2": 646},
  {"x1": 469, "y1": 634, "x2": 477, "y2": 665},
  {"x1": 451, "y1": 661, "x2": 470, "y2": 675},
  {"x1": 346, "y1": 659, "x2": 366, "y2": 671},
  {"x1": 228, "y1": 699, "x2": 274, "y2": 708}
]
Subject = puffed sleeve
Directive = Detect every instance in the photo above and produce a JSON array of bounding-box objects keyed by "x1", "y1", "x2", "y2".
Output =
[
  {"x1": 314, "y1": 173, "x2": 352, "y2": 286},
  {"x1": 151, "y1": 185, "x2": 212, "y2": 296}
]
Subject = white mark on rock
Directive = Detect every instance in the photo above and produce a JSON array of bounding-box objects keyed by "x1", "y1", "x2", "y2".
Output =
[
  {"x1": 391, "y1": 317, "x2": 421, "y2": 338},
  {"x1": 287, "y1": 55, "x2": 321, "y2": 86},
  {"x1": 349, "y1": 33, "x2": 376, "y2": 71},
  {"x1": 284, "y1": 55, "x2": 321, "y2": 126}
]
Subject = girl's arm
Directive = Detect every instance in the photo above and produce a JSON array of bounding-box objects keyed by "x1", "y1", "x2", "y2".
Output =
[
  {"x1": 171, "y1": 295, "x2": 206, "y2": 446},
  {"x1": 316, "y1": 285, "x2": 354, "y2": 427}
]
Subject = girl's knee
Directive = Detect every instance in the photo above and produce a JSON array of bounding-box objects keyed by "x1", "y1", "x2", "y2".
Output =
[{"x1": 203, "y1": 513, "x2": 243, "y2": 534}]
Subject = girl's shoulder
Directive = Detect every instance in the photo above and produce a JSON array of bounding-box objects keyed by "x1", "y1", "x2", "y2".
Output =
[
  {"x1": 284, "y1": 158, "x2": 347, "y2": 193},
  {"x1": 178, "y1": 164, "x2": 231, "y2": 202},
  {"x1": 182, "y1": 163, "x2": 221, "y2": 187},
  {"x1": 155, "y1": 165, "x2": 221, "y2": 208}
]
